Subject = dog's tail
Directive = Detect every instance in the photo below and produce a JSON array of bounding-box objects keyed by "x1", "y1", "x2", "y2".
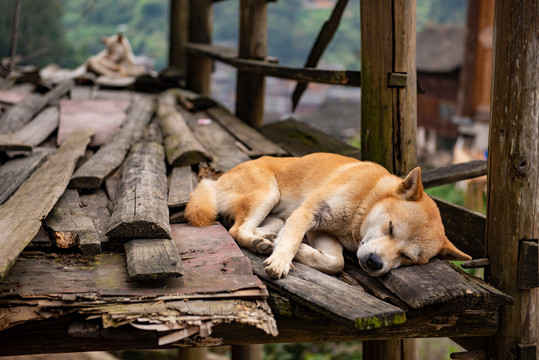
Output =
[{"x1": 185, "y1": 179, "x2": 217, "y2": 227}]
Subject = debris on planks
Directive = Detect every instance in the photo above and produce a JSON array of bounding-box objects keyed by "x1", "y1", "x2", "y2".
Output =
[
  {"x1": 157, "y1": 89, "x2": 211, "y2": 166},
  {"x1": 0, "y1": 80, "x2": 72, "y2": 133},
  {"x1": 70, "y1": 98, "x2": 154, "y2": 189},
  {"x1": 168, "y1": 166, "x2": 195, "y2": 210},
  {"x1": 0, "y1": 129, "x2": 93, "y2": 280},
  {"x1": 206, "y1": 106, "x2": 287, "y2": 158},
  {"x1": 106, "y1": 142, "x2": 172, "y2": 239},
  {"x1": 80, "y1": 189, "x2": 112, "y2": 245},
  {"x1": 57, "y1": 99, "x2": 130, "y2": 146},
  {"x1": 180, "y1": 108, "x2": 251, "y2": 172},
  {"x1": 0, "y1": 133, "x2": 32, "y2": 151},
  {"x1": 46, "y1": 189, "x2": 102, "y2": 255},
  {"x1": 124, "y1": 238, "x2": 184, "y2": 280},
  {"x1": 0, "y1": 148, "x2": 54, "y2": 205},
  {"x1": 10, "y1": 106, "x2": 59, "y2": 147},
  {"x1": 242, "y1": 249, "x2": 406, "y2": 330}
]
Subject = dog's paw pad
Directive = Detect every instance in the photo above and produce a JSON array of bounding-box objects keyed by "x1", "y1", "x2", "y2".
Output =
[
  {"x1": 263, "y1": 255, "x2": 292, "y2": 279},
  {"x1": 256, "y1": 240, "x2": 273, "y2": 255}
]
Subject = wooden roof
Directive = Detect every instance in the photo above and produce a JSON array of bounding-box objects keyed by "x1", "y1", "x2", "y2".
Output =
[{"x1": 0, "y1": 71, "x2": 512, "y2": 355}]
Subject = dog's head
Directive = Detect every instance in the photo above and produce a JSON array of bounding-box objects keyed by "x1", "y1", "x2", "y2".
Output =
[
  {"x1": 357, "y1": 167, "x2": 471, "y2": 276},
  {"x1": 102, "y1": 33, "x2": 133, "y2": 63}
]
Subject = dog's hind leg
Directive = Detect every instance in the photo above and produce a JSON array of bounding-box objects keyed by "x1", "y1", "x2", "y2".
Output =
[{"x1": 294, "y1": 231, "x2": 345, "y2": 275}]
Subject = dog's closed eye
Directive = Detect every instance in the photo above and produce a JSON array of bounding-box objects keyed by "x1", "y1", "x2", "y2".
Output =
[
  {"x1": 400, "y1": 252, "x2": 413, "y2": 261},
  {"x1": 388, "y1": 221, "x2": 394, "y2": 237}
]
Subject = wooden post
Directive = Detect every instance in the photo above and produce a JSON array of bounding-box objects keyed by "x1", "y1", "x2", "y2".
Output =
[
  {"x1": 231, "y1": 344, "x2": 263, "y2": 360},
  {"x1": 187, "y1": 0, "x2": 212, "y2": 95},
  {"x1": 486, "y1": 0, "x2": 539, "y2": 358},
  {"x1": 169, "y1": 0, "x2": 189, "y2": 75},
  {"x1": 235, "y1": 0, "x2": 267, "y2": 127},
  {"x1": 360, "y1": 0, "x2": 417, "y2": 359}
]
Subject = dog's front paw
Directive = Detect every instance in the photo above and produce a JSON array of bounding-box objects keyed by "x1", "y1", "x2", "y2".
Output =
[
  {"x1": 263, "y1": 254, "x2": 293, "y2": 279},
  {"x1": 250, "y1": 238, "x2": 274, "y2": 255}
]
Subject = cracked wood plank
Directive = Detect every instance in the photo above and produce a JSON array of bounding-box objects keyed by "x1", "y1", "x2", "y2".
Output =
[
  {"x1": 46, "y1": 189, "x2": 101, "y2": 255},
  {"x1": 106, "y1": 141, "x2": 171, "y2": 239},
  {"x1": 70, "y1": 98, "x2": 154, "y2": 189},
  {"x1": 10, "y1": 106, "x2": 59, "y2": 146},
  {"x1": 124, "y1": 239, "x2": 183, "y2": 280},
  {"x1": 168, "y1": 166, "x2": 195, "y2": 210},
  {"x1": 80, "y1": 189, "x2": 111, "y2": 244},
  {"x1": 0, "y1": 129, "x2": 93, "y2": 280}
]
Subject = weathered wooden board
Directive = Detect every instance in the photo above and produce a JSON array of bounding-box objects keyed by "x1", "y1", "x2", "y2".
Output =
[
  {"x1": 11, "y1": 106, "x2": 59, "y2": 146},
  {"x1": 181, "y1": 109, "x2": 251, "y2": 172},
  {"x1": 106, "y1": 142, "x2": 171, "y2": 239},
  {"x1": 57, "y1": 99, "x2": 130, "y2": 146},
  {"x1": 0, "y1": 89, "x2": 26, "y2": 104},
  {"x1": 242, "y1": 250, "x2": 406, "y2": 330},
  {"x1": 0, "y1": 129, "x2": 93, "y2": 280},
  {"x1": 518, "y1": 240, "x2": 538, "y2": 289},
  {"x1": 124, "y1": 239, "x2": 184, "y2": 280},
  {"x1": 70, "y1": 98, "x2": 154, "y2": 189},
  {"x1": 157, "y1": 90, "x2": 211, "y2": 166},
  {"x1": 168, "y1": 166, "x2": 194, "y2": 209},
  {"x1": 0, "y1": 80, "x2": 72, "y2": 133},
  {"x1": 45, "y1": 189, "x2": 101, "y2": 255},
  {"x1": 259, "y1": 119, "x2": 361, "y2": 159},
  {"x1": 422, "y1": 160, "x2": 487, "y2": 189},
  {"x1": 0, "y1": 149, "x2": 54, "y2": 205},
  {"x1": 206, "y1": 106, "x2": 287, "y2": 157},
  {"x1": 79, "y1": 189, "x2": 111, "y2": 244},
  {"x1": 0, "y1": 133, "x2": 32, "y2": 151}
]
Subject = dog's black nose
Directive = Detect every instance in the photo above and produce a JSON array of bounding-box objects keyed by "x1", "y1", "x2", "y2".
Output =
[{"x1": 366, "y1": 253, "x2": 383, "y2": 271}]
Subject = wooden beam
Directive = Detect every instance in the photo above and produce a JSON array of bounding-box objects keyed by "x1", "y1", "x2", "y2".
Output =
[
  {"x1": 106, "y1": 142, "x2": 172, "y2": 239},
  {"x1": 0, "y1": 133, "x2": 31, "y2": 151},
  {"x1": 421, "y1": 160, "x2": 487, "y2": 189},
  {"x1": 0, "y1": 129, "x2": 93, "y2": 280},
  {"x1": 124, "y1": 238, "x2": 183, "y2": 280},
  {"x1": 187, "y1": 0, "x2": 213, "y2": 95},
  {"x1": 10, "y1": 106, "x2": 59, "y2": 147},
  {"x1": 486, "y1": 0, "x2": 539, "y2": 357},
  {"x1": 518, "y1": 240, "x2": 538, "y2": 289},
  {"x1": 168, "y1": 166, "x2": 195, "y2": 210},
  {"x1": 186, "y1": 43, "x2": 362, "y2": 86},
  {"x1": 169, "y1": 0, "x2": 189, "y2": 75}
]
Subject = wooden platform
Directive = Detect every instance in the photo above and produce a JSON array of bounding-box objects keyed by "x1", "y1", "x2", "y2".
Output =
[{"x1": 0, "y1": 79, "x2": 512, "y2": 355}]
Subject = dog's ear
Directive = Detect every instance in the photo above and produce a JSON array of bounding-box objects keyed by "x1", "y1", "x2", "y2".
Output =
[
  {"x1": 437, "y1": 237, "x2": 472, "y2": 261},
  {"x1": 398, "y1": 167, "x2": 424, "y2": 201}
]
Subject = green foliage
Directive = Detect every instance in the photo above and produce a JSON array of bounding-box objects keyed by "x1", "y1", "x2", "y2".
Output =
[{"x1": 424, "y1": 184, "x2": 465, "y2": 207}]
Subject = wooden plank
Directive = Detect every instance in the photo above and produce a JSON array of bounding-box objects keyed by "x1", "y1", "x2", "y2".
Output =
[
  {"x1": 124, "y1": 239, "x2": 184, "y2": 280},
  {"x1": 57, "y1": 99, "x2": 130, "y2": 146},
  {"x1": 106, "y1": 142, "x2": 171, "y2": 239},
  {"x1": 70, "y1": 98, "x2": 154, "y2": 189},
  {"x1": 168, "y1": 166, "x2": 194, "y2": 210},
  {"x1": 242, "y1": 250, "x2": 406, "y2": 330},
  {"x1": 80, "y1": 189, "x2": 111, "y2": 245},
  {"x1": 10, "y1": 106, "x2": 59, "y2": 146},
  {"x1": 0, "y1": 80, "x2": 72, "y2": 133},
  {"x1": 157, "y1": 90, "x2": 211, "y2": 166},
  {"x1": 0, "y1": 148, "x2": 53, "y2": 205},
  {"x1": 206, "y1": 106, "x2": 287, "y2": 157},
  {"x1": 0, "y1": 129, "x2": 93, "y2": 280},
  {"x1": 45, "y1": 189, "x2": 101, "y2": 255},
  {"x1": 292, "y1": 0, "x2": 349, "y2": 110},
  {"x1": 186, "y1": 43, "x2": 361, "y2": 86},
  {"x1": 518, "y1": 240, "x2": 538, "y2": 289},
  {"x1": 0, "y1": 133, "x2": 31, "y2": 151},
  {"x1": 258, "y1": 118, "x2": 361, "y2": 159},
  {"x1": 181, "y1": 109, "x2": 250, "y2": 172},
  {"x1": 422, "y1": 160, "x2": 487, "y2": 189},
  {"x1": 0, "y1": 89, "x2": 26, "y2": 104}
]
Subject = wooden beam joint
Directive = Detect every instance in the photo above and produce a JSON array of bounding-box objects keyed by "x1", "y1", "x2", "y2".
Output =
[
  {"x1": 518, "y1": 239, "x2": 538, "y2": 289},
  {"x1": 388, "y1": 72, "x2": 408, "y2": 88}
]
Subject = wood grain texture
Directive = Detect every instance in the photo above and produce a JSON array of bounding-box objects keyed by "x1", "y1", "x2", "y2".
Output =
[
  {"x1": 0, "y1": 133, "x2": 31, "y2": 151},
  {"x1": 0, "y1": 129, "x2": 93, "y2": 280},
  {"x1": 46, "y1": 189, "x2": 101, "y2": 255},
  {"x1": 70, "y1": 98, "x2": 154, "y2": 189},
  {"x1": 80, "y1": 189, "x2": 111, "y2": 244},
  {"x1": 106, "y1": 142, "x2": 171, "y2": 239},
  {"x1": 0, "y1": 148, "x2": 54, "y2": 205},
  {"x1": 168, "y1": 166, "x2": 194, "y2": 209},
  {"x1": 422, "y1": 160, "x2": 487, "y2": 189},
  {"x1": 11, "y1": 106, "x2": 59, "y2": 146},
  {"x1": 186, "y1": 0, "x2": 213, "y2": 95},
  {"x1": 124, "y1": 239, "x2": 184, "y2": 280},
  {"x1": 517, "y1": 240, "x2": 538, "y2": 289},
  {"x1": 157, "y1": 90, "x2": 211, "y2": 166}
]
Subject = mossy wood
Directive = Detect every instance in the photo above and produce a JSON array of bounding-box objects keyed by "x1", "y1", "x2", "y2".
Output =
[{"x1": 124, "y1": 239, "x2": 184, "y2": 280}]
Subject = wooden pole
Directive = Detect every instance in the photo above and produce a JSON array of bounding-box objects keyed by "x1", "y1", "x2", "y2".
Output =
[
  {"x1": 169, "y1": 0, "x2": 189, "y2": 75},
  {"x1": 360, "y1": 0, "x2": 417, "y2": 358},
  {"x1": 486, "y1": 0, "x2": 539, "y2": 358},
  {"x1": 231, "y1": 344, "x2": 263, "y2": 360},
  {"x1": 9, "y1": 0, "x2": 21, "y2": 61},
  {"x1": 235, "y1": 0, "x2": 267, "y2": 127},
  {"x1": 187, "y1": 0, "x2": 212, "y2": 95}
]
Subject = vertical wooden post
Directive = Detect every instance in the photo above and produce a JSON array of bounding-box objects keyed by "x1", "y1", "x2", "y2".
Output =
[
  {"x1": 235, "y1": 0, "x2": 267, "y2": 127},
  {"x1": 231, "y1": 344, "x2": 263, "y2": 360},
  {"x1": 187, "y1": 0, "x2": 213, "y2": 95},
  {"x1": 169, "y1": 0, "x2": 189, "y2": 75},
  {"x1": 360, "y1": 0, "x2": 417, "y2": 359},
  {"x1": 486, "y1": 0, "x2": 539, "y2": 358}
]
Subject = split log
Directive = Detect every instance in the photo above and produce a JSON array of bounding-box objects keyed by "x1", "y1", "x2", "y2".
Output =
[
  {"x1": 106, "y1": 142, "x2": 171, "y2": 239},
  {"x1": 10, "y1": 106, "x2": 59, "y2": 146},
  {"x1": 124, "y1": 238, "x2": 184, "y2": 280},
  {"x1": 0, "y1": 148, "x2": 54, "y2": 205},
  {"x1": 0, "y1": 133, "x2": 31, "y2": 151},
  {"x1": 79, "y1": 189, "x2": 112, "y2": 244},
  {"x1": 157, "y1": 89, "x2": 211, "y2": 166},
  {"x1": 0, "y1": 129, "x2": 93, "y2": 280},
  {"x1": 168, "y1": 165, "x2": 195, "y2": 210},
  {"x1": 45, "y1": 189, "x2": 101, "y2": 255},
  {"x1": 206, "y1": 106, "x2": 286, "y2": 157},
  {"x1": 70, "y1": 98, "x2": 154, "y2": 189},
  {"x1": 0, "y1": 80, "x2": 72, "y2": 133}
]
